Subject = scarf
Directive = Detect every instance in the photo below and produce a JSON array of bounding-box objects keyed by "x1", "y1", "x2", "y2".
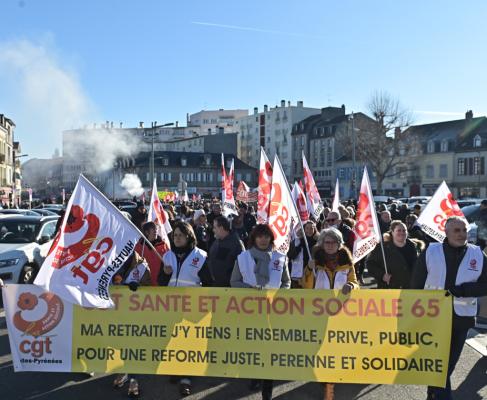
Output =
[{"x1": 249, "y1": 246, "x2": 272, "y2": 286}]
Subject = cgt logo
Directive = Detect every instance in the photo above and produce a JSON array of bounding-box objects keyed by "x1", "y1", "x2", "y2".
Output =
[
  {"x1": 13, "y1": 292, "x2": 64, "y2": 358},
  {"x1": 191, "y1": 257, "x2": 200, "y2": 267},
  {"x1": 272, "y1": 260, "x2": 282, "y2": 271},
  {"x1": 469, "y1": 259, "x2": 478, "y2": 271}
]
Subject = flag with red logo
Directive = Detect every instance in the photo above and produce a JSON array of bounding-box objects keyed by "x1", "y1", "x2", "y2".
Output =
[
  {"x1": 221, "y1": 154, "x2": 238, "y2": 217},
  {"x1": 236, "y1": 181, "x2": 250, "y2": 202},
  {"x1": 291, "y1": 181, "x2": 309, "y2": 222},
  {"x1": 302, "y1": 151, "x2": 324, "y2": 219},
  {"x1": 34, "y1": 175, "x2": 142, "y2": 308},
  {"x1": 352, "y1": 167, "x2": 381, "y2": 263},
  {"x1": 332, "y1": 178, "x2": 340, "y2": 212},
  {"x1": 148, "y1": 179, "x2": 172, "y2": 248},
  {"x1": 268, "y1": 156, "x2": 300, "y2": 253},
  {"x1": 257, "y1": 147, "x2": 273, "y2": 224},
  {"x1": 416, "y1": 181, "x2": 465, "y2": 242}
]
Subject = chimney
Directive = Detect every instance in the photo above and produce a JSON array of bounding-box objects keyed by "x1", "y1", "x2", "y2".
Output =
[
  {"x1": 208, "y1": 128, "x2": 211, "y2": 135},
  {"x1": 106, "y1": 120, "x2": 109, "y2": 128},
  {"x1": 139, "y1": 121, "x2": 144, "y2": 128},
  {"x1": 287, "y1": 101, "x2": 291, "y2": 107},
  {"x1": 176, "y1": 121, "x2": 179, "y2": 127},
  {"x1": 219, "y1": 127, "x2": 224, "y2": 135},
  {"x1": 297, "y1": 101, "x2": 303, "y2": 108},
  {"x1": 394, "y1": 127, "x2": 401, "y2": 136},
  {"x1": 341, "y1": 104, "x2": 346, "y2": 112},
  {"x1": 186, "y1": 113, "x2": 190, "y2": 124},
  {"x1": 119, "y1": 122, "x2": 123, "y2": 128},
  {"x1": 465, "y1": 110, "x2": 473, "y2": 119},
  {"x1": 254, "y1": 107, "x2": 258, "y2": 115},
  {"x1": 281, "y1": 100, "x2": 286, "y2": 107},
  {"x1": 110, "y1": 121, "x2": 114, "y2": 129},
  {"x1": 264, "y1": 104, "x2": 268, "y2": 112}
]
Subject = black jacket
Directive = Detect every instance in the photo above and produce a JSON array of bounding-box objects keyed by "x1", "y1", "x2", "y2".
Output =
[{"x1": 207, "y1": 232, "x2": 245, "y2": 287}]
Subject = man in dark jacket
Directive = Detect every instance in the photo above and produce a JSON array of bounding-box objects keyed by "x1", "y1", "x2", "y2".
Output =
[
  {"x1": 208, "y1": 216, "x2": 245, "y2": 287},
  {"x1": 411, "y1": 216, "x2": 487, "y2": 400},
  {"x1": 475, "y1": 199, "x2": 487, "y2": 250},
  {"x1": 131, "y1": 202, "x2": 147, "y2": 230}
]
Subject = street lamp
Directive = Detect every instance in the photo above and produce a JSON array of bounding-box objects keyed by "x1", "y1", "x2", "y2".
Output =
[
  {"x1": 13, "y1": 153, "x2": 28, "y2": 207},
  {"x1": 147, "y1": 122, "x2": 174, "y2": 189}
]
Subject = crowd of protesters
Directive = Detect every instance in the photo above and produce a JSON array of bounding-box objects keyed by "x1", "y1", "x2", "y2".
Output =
[{"x1": 66, "y1": 195, "x2": 487, "y2": 400}]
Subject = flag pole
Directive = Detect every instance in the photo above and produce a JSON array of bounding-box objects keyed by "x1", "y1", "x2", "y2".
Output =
[
  {"x1": 274, "y1": 156, "x2": 312, "y2": 261},
  {"x1": 78, "y1": 174, "x2": 164, "y2": 263}
]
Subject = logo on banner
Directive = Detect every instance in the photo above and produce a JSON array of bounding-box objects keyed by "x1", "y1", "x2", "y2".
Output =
[
  {"x1": 191, "y1": 257, "x2": 200, "y2": 267},
  {"x1": 355, "y1": 192, "x2": 372, "y2": 239},
  {"x1": 12, "y1": 291, "x2": 64, "y2": 359},
  {"x1": 434, "y1": 194, "x2": 463, "y2": 232},
  {"x1": 269, "y1": 183, "x2": 290, "y2": 238},
  {"x1": 272, "y1": 259, "x2": 282, "y2": 271}
]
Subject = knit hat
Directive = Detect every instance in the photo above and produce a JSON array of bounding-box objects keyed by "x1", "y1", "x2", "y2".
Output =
[{"x1": 193, "y1": 209, "x2": 206, "y2": 222}]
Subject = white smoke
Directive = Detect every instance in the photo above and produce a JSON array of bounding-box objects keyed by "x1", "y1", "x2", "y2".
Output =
[
  {"x1": 63, "y1": 128, "x2": 142, "y2": 173},
  {"x1": 0, "y1": 38, "x2": 96, "y2": 157},
  {"x1": 121, "y1": 174, "x2": 144, "y2": 197}
]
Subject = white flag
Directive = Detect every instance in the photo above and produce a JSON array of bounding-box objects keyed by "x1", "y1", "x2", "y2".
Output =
[
  {"x1": 268, "y1": 156, "x2": 300, "y2": 253},
  {"x1": 332, "y1": 178, "x2": 340, "y2": 212},
  {"x1": 257, "y1": 147, "x2": 273, "y2": 224},
  {"x1": 302, "y1": 151, "x2": 324, "y2": 219},
  {"x1": 34, "y1": 175, "x2": 142, "y2": 308},
  {"x1": 352, "y1": 168, "x2": 381, "y2": 263},
  {"x1": 291, "y1": 181, "x2": 309, "y2": 223},
  {"x1": 148, "y1": 179, "x2": 172, "y2": 248},
  {"x1": 416, "y1": 181, "x2": 465, "y2": 242},
  {"x1": 221, "y1": 154, "x2": 238, "y2": 217}
]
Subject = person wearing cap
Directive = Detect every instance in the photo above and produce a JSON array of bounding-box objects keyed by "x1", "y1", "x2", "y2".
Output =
[{"x1": 193, "y1": 209, "x2": 210, "y2": 252}]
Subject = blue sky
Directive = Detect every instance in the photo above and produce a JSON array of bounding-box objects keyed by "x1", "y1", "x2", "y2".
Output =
[{"x1": 1, "y1": 0, "x2": 487, "y2": 159}]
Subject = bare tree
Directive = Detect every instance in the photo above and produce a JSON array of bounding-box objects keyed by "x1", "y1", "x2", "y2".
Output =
[{"x1": 339, "y1": 91, "x2": 416, "y2": 194}]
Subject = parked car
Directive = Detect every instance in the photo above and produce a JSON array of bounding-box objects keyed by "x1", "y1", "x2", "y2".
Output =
[
  {"x1": 0, "y1": 209, "x2": 40, "y2": 216},
  {"x1": 456, "y1": 198, "x2": 483, "y2": 208},
  {"x1": 461, "y1": 204, "x2": 481, "y2": 244},
  {"x1": 0, "y1": 215, "x2": 59, "y2": 284},
  {"x1": 31, "y1": 209, "x2": 58, "y2": 216}
]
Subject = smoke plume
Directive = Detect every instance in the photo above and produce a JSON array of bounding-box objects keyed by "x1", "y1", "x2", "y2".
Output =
[{"x1": 120, "y1": 173, "x2": 144, "y2": 197}]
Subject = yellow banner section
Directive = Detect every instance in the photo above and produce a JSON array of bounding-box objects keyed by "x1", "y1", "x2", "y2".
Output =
[{"x1": 72, "y1": 287, "x2": 451, "y2": 386}]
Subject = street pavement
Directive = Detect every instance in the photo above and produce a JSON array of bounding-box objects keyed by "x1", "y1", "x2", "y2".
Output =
[{"x1": 1, "y1": 281, "x2": 486, "y2": 400}]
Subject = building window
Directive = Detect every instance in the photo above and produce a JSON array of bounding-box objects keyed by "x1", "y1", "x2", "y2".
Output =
[
  {"x1": 474, "y1": 135, "x2": 482, "y2": 148},
  {"x1": 457, "y1": 159, "x2": 465, "y2": 175},
  {"x1": 439, "y1": 164, "x2": 447, "y2": 178},
  {"x1": 474, "y1": 157, "x2": 482, "y2": 175},
  {"x1": 440, "y1": 140, "x2": 448, "y2": 152},
  {"x1": 427, "y1": 141, "x2": 435, "y2": 153},
  {"x1": 181, "y1": 157, "x2": 187, "y2": 166},
  {"x1": 339, "y1": 168, "x2": 345, "y2": 179},
  {"x1": 246, "y1": 173, "x2": 251, "y2": 182},
  {"x1": 426, "y1": 165, "x2": 434, "y2": 178},
  {"x1": 162, "y1": 158, "x2": 169, "y2": 166}
]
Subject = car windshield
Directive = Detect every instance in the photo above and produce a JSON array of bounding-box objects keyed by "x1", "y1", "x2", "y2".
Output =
[
  {"x1": 461, "y1": 205, "x2": 480, "y2": 223},
  {"x1": 0, "y1": 221, "x2": 40, "y2": 243}
]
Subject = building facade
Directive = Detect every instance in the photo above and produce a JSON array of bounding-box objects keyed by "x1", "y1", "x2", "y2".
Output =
[
  {"x1": 115, "y1": 151, "x2": 257, "y2": 197},
  {"x1": 237, "y1": 100, "x2": 321, "y2": 177},
  {"x1": 188, "y1": 109, "x2": 248, "y2": 135},
  {"x1": 0, "y1": 114, "x2": 15, "y2": 205}
]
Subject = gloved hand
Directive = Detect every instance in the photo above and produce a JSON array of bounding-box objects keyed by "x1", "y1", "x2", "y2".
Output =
[
  {"x1": 447, "y1": 285, "x2": 465, "y2": 298},
  {"x1": 128, "y1": 281, "x2": 139, "y2": 292},
  {"x1": 341, "y1": 283, "x2": 354, "y2": 295}
]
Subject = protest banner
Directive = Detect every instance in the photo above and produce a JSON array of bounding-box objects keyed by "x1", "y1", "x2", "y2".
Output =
[
  {"x1": 3, "y1": 284, "x2": 451, "y2": 387},
  {"x1": 416, "y1": 181, "x2": 465, "y2": 242},
  {"x1": 148, "y1": 179, "x2": 172, "y2": 248},
  {"x1": 257, "y1": 147, "x2": 273, "y2": 224},
  {"x1": 353, "y1": 168, "x2": 381, "y2": 263},
  {"x1": 221, "y1": 154, "x2": 238, "y2": 217},
  {"x1": 302, "y1": 152, "x2": 324, "y2": 219},
  {"x1": 332, "y1": 178, "x2": 340, "y2": 212},
  {"x1": 34, "y1": 175, "x2": 142, "y2": 308}
]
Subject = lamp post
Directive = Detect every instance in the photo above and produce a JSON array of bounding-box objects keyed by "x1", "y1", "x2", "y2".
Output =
[
  {"x1": 148, "y1": 122, "x2": 173, "y2": 189},
  {"x1": 13, "y1": 153, "x2": 28, "y2": 208},
  {"x1": 348, "y1": 113, "x2": 356, "y2": 199}
]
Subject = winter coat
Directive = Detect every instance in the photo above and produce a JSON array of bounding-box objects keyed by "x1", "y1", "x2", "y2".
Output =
[{"x1": 366, "y1": 236, "x2": 425, "y2": 289}]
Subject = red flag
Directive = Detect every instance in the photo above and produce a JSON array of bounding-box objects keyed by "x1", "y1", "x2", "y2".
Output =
[
  {"x1": 221, "y1": 154, "x2": 237, "y2": 216},
  {"x1": 257, "y1": 147, "x2": 273, "y2": 224},
  {"x1": 352, "y1": 168, "x2": 381, "y2": 262},
  {"x1": 302, "y1": 151, "x2": 324, "y2": 219},
  {"x1": 148, "y1": 179, "x2": 172, "y2": 248},
  {"x1": 291, "y1": 182, "x2": 309, "y2": 222}
]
